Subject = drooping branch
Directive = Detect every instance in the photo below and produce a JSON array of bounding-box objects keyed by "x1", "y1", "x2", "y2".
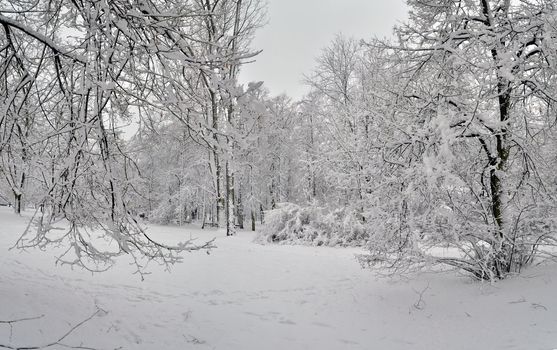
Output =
[{"x1": 0, "y1": 14, "x2": 85, "y2": 64}]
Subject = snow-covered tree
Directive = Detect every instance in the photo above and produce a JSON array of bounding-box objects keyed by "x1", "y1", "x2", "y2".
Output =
[
  {"x1": 0, "y1": 0, "x2": 252, "y2": 272},
  {"x1": 361, "y1": 0, "x2": 557, "y2": 280}
]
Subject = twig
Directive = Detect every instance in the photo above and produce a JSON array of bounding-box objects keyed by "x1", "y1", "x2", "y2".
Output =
[
  {"x1": 412, "y1": 283, "x2": 430, "y2": 310},
  {"x1": 0, "y1": 315, "x2": 45, "y2": 343},
  {"x1": 0, "y1": 308, "x2": 104, "y2": 350}
]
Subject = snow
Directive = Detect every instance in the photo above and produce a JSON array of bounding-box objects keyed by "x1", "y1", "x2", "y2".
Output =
[{"x1": 1, "y1": 206, "x2": 557, "y2": 349}]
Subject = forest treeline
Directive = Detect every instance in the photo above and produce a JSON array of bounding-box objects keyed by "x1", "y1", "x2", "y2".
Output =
[{"x1": 2, "y1": 0, "x2": 557, "y2": 280}]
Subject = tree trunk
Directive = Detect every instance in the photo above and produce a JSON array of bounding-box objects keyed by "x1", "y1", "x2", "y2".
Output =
[
  {"x1": 210, "y1": 90, "x2": 223, "y2": 228},
  {"x1": 237, "y1": 184, "x2": 244, "y2": 229},
  {"x1": 490, "y1": 83, "x2": 511, "y2": 278},
  {"x1": 225, "y1": 160, "x2": 236, "y2": 236},
  {"x1": 480, "y1": 0, "x2": 514, "y2": 279},
  {"x1": 13, "y1": 192, "x2": 22, "y2": 215}
]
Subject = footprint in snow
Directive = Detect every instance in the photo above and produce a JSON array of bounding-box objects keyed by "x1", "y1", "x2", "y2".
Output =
[
  {"x1": 279, "y1": 319, "x2": 296, "y2": 325},
  {"x1": 339, "y1": 339, "x2": 359, "y2": 345},
  {"x1": 312, "y1": 321, "x2": 332, "y2": 328}
]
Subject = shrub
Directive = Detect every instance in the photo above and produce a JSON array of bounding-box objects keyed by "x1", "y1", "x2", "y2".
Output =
[{"x1": 256, "y1": 203, "x2": 367, "y2": 247}]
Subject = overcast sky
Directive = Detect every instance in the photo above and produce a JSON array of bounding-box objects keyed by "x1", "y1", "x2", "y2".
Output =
[{"x1": 239, "y1": 0, "x2": 408, "y2": 99}]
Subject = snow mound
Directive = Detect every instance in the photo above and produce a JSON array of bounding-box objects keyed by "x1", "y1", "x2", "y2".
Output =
[{"x1": 256, "y1": 203, "x2": 367, "y2": 247}]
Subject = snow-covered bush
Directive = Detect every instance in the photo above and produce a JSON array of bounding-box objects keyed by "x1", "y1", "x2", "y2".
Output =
[
  {"x1": 256, "y1": 203, "x2": 367, "y2": 247},
  {"x1": 149, "y1": 200, "x2": 179, "y2": 225}
]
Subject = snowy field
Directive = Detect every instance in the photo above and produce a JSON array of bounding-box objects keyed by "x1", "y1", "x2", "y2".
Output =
[{"x1": 1, "y1": 206, "x2": 556, "y2": 350}]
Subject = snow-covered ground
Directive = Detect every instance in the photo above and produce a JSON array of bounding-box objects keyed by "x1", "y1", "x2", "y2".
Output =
[{"x1": 0, "y1": 207, "x2": 556, "y2": 350}]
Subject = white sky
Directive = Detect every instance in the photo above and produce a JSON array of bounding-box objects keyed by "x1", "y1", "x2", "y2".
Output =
[{"x1": 239, "y1": 0, "x2": 408, "y2": 99}]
